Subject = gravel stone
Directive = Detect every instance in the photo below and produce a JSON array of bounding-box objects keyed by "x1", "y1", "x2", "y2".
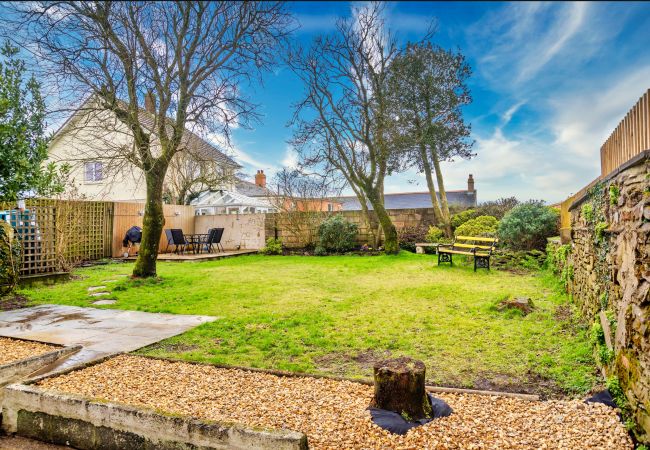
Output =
[
  {"x1": 0, "y1": 337, "x2": 57, "y2": 366},
  {"x1": 38, "y1": 355, "x2": 633, "y2": 450}
]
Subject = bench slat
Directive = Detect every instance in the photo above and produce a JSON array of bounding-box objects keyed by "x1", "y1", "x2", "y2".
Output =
[
  {"x1": 452, "y1": 243, "x2": 494, "y2": 250},
  {"x1": 439, "y1": 249, "x2": 491, "y2": 256},
  {"x1": 455, "y1": 236, "x2": 498, "y2": 242}
]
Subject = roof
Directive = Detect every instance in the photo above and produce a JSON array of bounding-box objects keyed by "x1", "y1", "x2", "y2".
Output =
[
  {"x1": 338, "y1": 190, "x2": 477, "y2": 210},
  {"x1": 191, "y1": 189, "x2": 273, "y2": 208},
  {"x1": 51, "y1": 95, "x2": 240, "y2": 169},
  {"x1": 235, "y1": 178, "x2": 274, "y2": 197}
]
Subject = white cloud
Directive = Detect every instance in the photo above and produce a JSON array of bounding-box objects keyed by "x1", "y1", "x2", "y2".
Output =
[{"x1": 282, "y1": 147, "x2": 298, "y2": 169}]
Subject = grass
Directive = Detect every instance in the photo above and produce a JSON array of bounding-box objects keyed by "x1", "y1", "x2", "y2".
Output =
[{"x1": 19, "y1": 252, "x2": 596, "y2": 396}]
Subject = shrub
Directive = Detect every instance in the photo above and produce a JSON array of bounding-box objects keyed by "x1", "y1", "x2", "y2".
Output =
[
  {"x1": 0, "y1": 222, "x2": 21, "y2": 296},
  {"x1": 318, "y1": 215, "x2": 358, "y2": 253},
  {"x1": 425, "y1": 226, "x2": 444, "y2": 243},
  {"x1": 454, "y1": 215, "x2": 498, "y2": 237},
  {"x1": 450, "y1": 209, "x2": 477, "y2": 229},
  {"x1": 498, "y1": 202, "x2": 559, "y2": 250},
  {"x1": 397, "y1": 225, "x2": 428, "y2": 253},
  {"x1": 260, "y1": 237, "x2": 283, "y2": 255},
  {"x1": 314, "y1": 245, "x2": 327, "y2": 256},
  {"x1": 475, "y1": 197, "x2": 520, "y2": 220}
]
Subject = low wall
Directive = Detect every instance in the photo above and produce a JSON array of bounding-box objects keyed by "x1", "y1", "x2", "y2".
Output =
[
  {"x1": 2, "y1": 382, "x2": 307, "y2": 450},
  {"x1": 195, "y1": 214, "x2": 266, "y2": 250},
  {"x1": 0, "y1": 344, "x2": 80, "y2": 405},
  {"x1": 565, "y1": 150, "x2": 649, "y2": 442},
  {"x1": 266, "y1": 208, "x2": 439, "y2": 248}
]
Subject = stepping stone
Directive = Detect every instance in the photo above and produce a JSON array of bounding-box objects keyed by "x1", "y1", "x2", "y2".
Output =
[
  {"x1": 88, "y1": 286, "x2": 107, "y2": 292},
  {"x1": 89, "y1": 292, "x2": 111, "y2": 297},
  {"x1": 92, "y1": 300, "x2": 116, "y2": 305},
  {"x1": 103, "y1": 280, "x2": 119, "y2": 283}
]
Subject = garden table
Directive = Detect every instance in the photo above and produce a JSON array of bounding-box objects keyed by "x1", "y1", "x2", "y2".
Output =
[{"x1": 186, "y1": 234, "x2": 209, "y2": 254}]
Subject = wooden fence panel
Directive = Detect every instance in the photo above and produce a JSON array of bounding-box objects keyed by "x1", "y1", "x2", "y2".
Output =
[
  {"x1": 111, "y1": 202, "x2": 195, "y2": 257},
  {"x1": 0, "y1": 199, "x2": 113, "y2": 276},
  {"x1": 601, "y1": 89, "x2": 650, "y2": 176}
]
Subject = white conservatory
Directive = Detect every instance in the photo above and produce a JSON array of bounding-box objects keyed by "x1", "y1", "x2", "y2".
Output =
[{"x1": 191, "y1": 190, "x2": 276, "y2": 215}]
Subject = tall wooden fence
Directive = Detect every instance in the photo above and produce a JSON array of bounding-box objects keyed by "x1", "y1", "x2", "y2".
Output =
[
  {"x1": 111, "y1": 202, "x2": 195, "y2": 257},
  {"x1": 600, "y1": 89, "x2": 650, "y2": 177},
  {"x1": 0, "y1": 199, "x2": 113, "y2": 276}
]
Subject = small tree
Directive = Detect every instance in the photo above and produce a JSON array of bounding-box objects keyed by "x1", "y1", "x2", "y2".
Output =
[
  {"x1": 498, "y1": 202, "x2": 559, "y2": 250},
  {"x1": 387, "y1": 42, "x2": 474, "y2": 236},
  {"x1": 317, "y1": 215, "x2": 357, "y2": 253},
  {"x1": 0, "y1": 42, "x2": 65, "y2": 202}
]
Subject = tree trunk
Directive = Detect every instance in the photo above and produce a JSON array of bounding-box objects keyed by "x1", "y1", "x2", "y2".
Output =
[
  {"x1": 351, "y1": 183, "x2": 377, "y2": 247},
  {"x1": 366, "y1": 189, "x2": 398, "y2": 254},
  {"x1": 419, "y1": 143, "x2": 444, "y2": 227},
  {"x1": 370, "y1": 357, "x2": 432, "y2": 420},
  {"x1": 430, "y1": 147, "x2": 452, "y2": 237},
  {"x1": 133, "y1": 167, "x2": 166, "y2": 278}
]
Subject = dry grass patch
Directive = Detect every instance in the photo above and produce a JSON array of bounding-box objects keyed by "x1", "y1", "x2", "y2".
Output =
[
  {"x1": 38, "y1": 355, "x2": 631, "y2": 450},
  {"x1": 0, "y1": 337, "x2": 57, "y2": 366}
]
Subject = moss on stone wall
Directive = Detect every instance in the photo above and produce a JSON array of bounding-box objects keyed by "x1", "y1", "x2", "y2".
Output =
[{"x1": 566, "y1": 158, "x2": 650, "y2": 443}]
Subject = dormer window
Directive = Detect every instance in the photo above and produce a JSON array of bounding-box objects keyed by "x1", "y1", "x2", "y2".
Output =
[{"x1": 85, "y1": 161, "x2": 103, "y2": 182}]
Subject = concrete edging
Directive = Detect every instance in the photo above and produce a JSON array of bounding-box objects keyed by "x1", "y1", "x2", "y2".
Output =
[
  {"x1": 0, "y1": 342, "x2": 81, "y2": 404},
  {"x1": 1, "y1": 371, "x2": 307, "y2": 449}
]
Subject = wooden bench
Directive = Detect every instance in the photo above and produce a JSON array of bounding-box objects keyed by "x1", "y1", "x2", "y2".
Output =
[
  {"x1": 437, "y1": 236, "x2": 498, "y2": 271},
  {"x1": 414, "y1": 243, "x2": 440, "y2": 254}
]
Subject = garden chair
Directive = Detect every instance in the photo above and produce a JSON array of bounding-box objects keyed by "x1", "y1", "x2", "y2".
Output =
[
  {"x1": 167, "y1": 228, "x2": 190, "y2": 254},
  {"x1": 207, "y1": 227, "x2": 225, "y2": 253}
]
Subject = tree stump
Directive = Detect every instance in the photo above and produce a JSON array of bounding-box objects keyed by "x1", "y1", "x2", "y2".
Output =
[{"x1": 370, "y1": 357, "x2": 432, "y2": 421}]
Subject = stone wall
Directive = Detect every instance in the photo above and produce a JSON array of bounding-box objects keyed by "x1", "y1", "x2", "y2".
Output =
[
  {"x1": 265, "y1": 208, "x2": 439, "y2": 248},
  {"x1": 566, "y1": 152, "x2": 649, "y2": 442},
  {"x1": 195, "y1": 214, "x2": 266, "y2": 250}
]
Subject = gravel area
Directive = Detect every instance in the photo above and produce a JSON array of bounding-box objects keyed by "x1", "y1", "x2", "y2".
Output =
[
  {"x1": 38, "y1": 355, "x2": 632, "y2": 450},
  {"x1": 0, "y1": 337, "x2": 57, "y2": 366}
]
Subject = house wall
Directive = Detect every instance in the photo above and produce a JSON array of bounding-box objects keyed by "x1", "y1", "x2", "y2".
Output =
[
  {"x1": 48, "y1": 108, "x2": 148, "y2": 202},
  {"x1": 195, "y1": 214, "x2": 266, "y2": 250}
]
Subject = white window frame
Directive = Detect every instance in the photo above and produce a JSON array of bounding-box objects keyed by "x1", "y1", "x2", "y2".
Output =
[{"x1": 84, "y1": 161, "x2": 103, "y2": 183}]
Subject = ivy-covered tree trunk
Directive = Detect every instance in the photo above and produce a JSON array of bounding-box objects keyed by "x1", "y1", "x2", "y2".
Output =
[
  {"x1": 367, "y1": 189, "x2": 398, "y2": 254},
  {"x1": 133, "y1": 165, "x2": 167, "y2": 278},
  {"x1": 0, "y1": 221, "x2": 21, "y2": 295},
  {"x1": 430, "y1": 149, "x2": 452, "y2": 236}
]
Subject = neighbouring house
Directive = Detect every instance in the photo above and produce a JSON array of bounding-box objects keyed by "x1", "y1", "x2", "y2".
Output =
[
  {"x1": 338, "y1": 174, "x2": 477, "y2": 210},
  {"x1": 193, "y1": 170, "x2": 343, "y2": 215},
  {"x1": 47, "y1": 94, "x2": 241, "y2": 203}
]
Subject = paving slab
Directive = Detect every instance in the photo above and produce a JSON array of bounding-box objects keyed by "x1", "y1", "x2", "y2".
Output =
[{"x1": 0, "y1": 305, "x2": 216, "y2": 373}]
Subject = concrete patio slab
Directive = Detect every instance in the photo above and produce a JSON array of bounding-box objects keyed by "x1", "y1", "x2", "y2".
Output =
[{"x1": 0, "y1": 305, "x2": 216, "y2": 373}]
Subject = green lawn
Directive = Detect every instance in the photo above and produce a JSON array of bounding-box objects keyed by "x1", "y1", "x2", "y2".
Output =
[{"x1": 19, "y1": 252, "x2": 595, "y2": 396}]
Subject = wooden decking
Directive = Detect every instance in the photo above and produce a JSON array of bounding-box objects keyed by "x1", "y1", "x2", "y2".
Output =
[{"x1": 126, "y1": 249, "x2": 257, "y2": 262}]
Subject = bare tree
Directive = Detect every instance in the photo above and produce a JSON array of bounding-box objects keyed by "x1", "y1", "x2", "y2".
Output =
[
  {"x1": 387, "y1": 42, "x2": 473, "y2": 236},
  {"x1": 267, "y1": 168, "x2": 343, "y2": 247},
  {"x1": 289, "y1": 3, "x2": 407, "y2": 254},
  {"x1": 164, "y1": 146, "x2": 238, "y2": 205},
  {"x1": 9, "y1": 2, "x2": 292, "y2": 277}
]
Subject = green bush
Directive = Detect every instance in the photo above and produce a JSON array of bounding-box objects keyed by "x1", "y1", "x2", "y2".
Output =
[
  {"x1": 318, "y1": 215, "x2": 358, "y2": 253},
  {"x1": 450, "y1": 209, "x2": 477, "y2": 230},
  {"x1": 260, "y1": 237, "x2": 283, "y2": 255},
  {"x1": 498, "y1": 202, "x2": 559, "y2": 250},
  {"x1": 425, "y1": 226, "x2": 444, "y2": 243},
  {"x1": 0, "y1": 222, "x2": 21, "y2": 296},
  {"x1": 454, "y1": 215, "x2": 498, "y2": 237}
]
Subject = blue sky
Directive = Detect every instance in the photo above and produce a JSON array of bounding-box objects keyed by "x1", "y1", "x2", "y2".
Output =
[{"x1": 231, "y1": 1, "x2": 650, "y2": 203}]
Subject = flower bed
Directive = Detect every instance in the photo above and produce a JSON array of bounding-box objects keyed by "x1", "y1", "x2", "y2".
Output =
[{"x1": 36, "y1": 355, "x2": 632, "y2": 449}]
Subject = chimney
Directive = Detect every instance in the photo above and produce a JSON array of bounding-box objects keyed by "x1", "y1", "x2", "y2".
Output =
[
  {"x1": 467, "y1": 174, "x2": 475, "y2": 192},
  {"x1": 255, "y1": 170, "x2": 266, "y2": 188},
  {"x1": 144, "y1": 91, "x2": 156, "y2": 113}
]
